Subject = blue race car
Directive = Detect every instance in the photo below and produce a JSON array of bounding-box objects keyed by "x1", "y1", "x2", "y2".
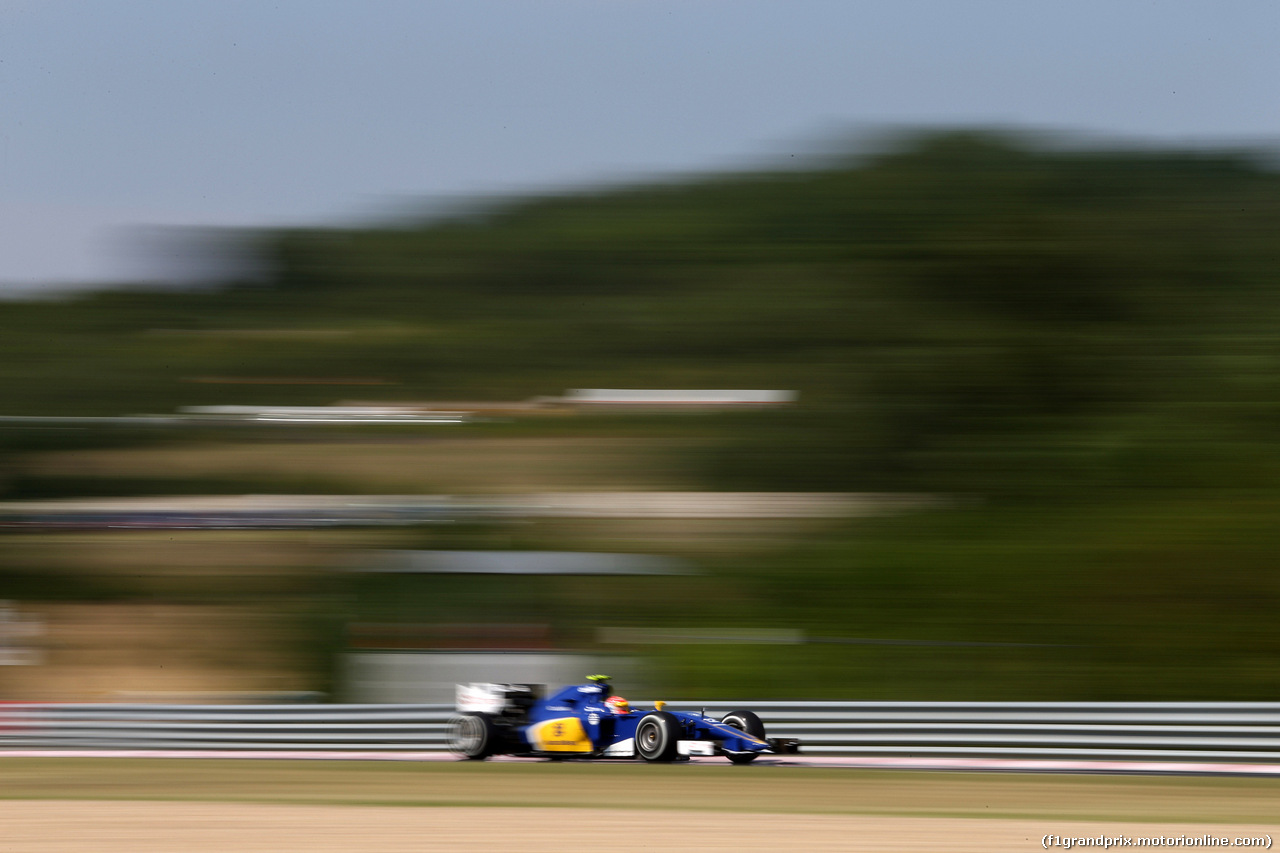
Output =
[{"x1": 448, "y1": 675, "x2": 799, "y2": 764}]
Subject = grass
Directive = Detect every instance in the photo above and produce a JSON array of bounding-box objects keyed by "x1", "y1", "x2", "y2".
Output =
[{"x1": 0, "y1": 759, "x2": 1276, "y2": 823}]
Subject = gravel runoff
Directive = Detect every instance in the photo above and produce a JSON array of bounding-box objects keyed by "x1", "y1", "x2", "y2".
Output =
[{"x1": 3, "y1": 802, "x2": 1277, "y2": 853}]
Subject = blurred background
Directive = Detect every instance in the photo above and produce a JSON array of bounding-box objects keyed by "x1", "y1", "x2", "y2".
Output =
[{"x1": 3, "y1": 2, "x2": 1279, "y2": 704}]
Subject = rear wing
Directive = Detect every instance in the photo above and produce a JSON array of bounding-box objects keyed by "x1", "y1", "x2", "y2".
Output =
[{"x1": 455, "y1": 682, "x2": 541, "y2": 714}]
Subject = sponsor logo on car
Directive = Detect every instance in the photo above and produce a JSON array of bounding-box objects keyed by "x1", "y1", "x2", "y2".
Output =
[{"x1": 529, "y1": 717, "x2": 592, "y2": 752}]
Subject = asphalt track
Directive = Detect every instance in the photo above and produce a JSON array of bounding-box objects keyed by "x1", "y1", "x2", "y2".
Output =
[{"x1": 5, "y1": 749, "x2": 1280, "y2": 777}]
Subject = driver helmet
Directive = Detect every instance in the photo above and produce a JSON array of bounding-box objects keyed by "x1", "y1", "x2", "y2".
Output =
[{"x1": 605, "y1": 695, "x2": 630, "y2": 715}]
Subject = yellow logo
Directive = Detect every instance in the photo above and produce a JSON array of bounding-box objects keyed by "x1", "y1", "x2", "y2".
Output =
[{"x1": 531, "y1": 717, "x2": 592, "y2": 752}]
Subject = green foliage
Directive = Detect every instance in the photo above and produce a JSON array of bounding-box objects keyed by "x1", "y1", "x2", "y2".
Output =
[
  {"x1": 4, "y1": 129, "x2": 1280, "y2": 698},
  {"x1": 5, "y1": 131, "x2": 1279, "y2": 497},
  {"x1": 659, "y1": 495, "x2": 1280, "y2": 699}
]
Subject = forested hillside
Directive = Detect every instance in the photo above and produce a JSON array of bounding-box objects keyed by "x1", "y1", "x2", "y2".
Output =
[
  {"x1": 4, "y1": 131, "x2": 1280, "y2": 699},
  {"x1": 6, "y1": 131, "x2": 1279, "y2": 497}
]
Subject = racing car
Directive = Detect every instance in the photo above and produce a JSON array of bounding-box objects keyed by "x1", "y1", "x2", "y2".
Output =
[{"x1": 448, "y1": 675, "x2": 799, "y2": 764}]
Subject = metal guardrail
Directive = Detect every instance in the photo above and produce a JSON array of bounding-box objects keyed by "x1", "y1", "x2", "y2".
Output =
[{"x1": 5, "y1": 701, "x2": 1280, "y2": 762}]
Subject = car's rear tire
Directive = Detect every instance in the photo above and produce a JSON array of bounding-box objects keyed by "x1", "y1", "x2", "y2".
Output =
[
  {"x1": 634, "y1": 711, "x2": 680, "y2": 762},
  {"x1": 450, "y1": 712, "x2": 498, "y2": 760},
  {"x1": 721, "y1": 709, "x2": 766, "y2": 765}
]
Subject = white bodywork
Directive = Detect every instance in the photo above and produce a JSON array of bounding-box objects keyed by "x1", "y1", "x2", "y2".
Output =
[
  {"x1": 455, "y1": 682, "x2": 508, "y2": 713},
  {"x1": 602, "y1": 738, "x2": 635, "y2": 757}
]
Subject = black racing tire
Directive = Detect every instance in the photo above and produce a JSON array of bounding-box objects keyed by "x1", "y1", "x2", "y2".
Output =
[
  {"x1": 450, "y1": 712, "x2": 498, "y2": 760},
  {"x1": 721, "y1": 709, "x2": 766, "y2": 738},
  {"x1": 634, "y1": 711, "x2": 680, "y2": 762},
  {"x1": 721, "y1": 709, "x2": 766, "y2": 765}
]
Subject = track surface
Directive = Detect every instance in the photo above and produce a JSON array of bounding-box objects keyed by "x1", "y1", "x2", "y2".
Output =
[{"x1": 6, "y1": 749, "x2": 1280, "y2": 776}]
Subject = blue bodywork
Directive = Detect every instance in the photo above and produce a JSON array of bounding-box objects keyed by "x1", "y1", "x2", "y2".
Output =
[{"x1": 451, "y1": 678, "x2": 797, "y2": 762}]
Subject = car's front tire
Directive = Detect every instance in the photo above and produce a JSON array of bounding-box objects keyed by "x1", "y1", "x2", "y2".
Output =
[
  {"x1": 634, "y1": 711, "x2": 680, "y2": 762},
  {"x1": 450, "y1": 712, "x2": 498, "y2": 760},
  {"x1": 721, "y1": 709, "x2": 766, "y2": 764}
]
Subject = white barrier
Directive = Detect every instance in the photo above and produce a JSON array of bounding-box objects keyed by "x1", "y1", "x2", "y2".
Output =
[{"x1": 4, "y1": 701, "x2": 1280, "y2": 762}]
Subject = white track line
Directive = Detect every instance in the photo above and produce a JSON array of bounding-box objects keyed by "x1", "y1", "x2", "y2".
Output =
[
  {"x1": 4, "y1": 750, "x2": 1280, "y2": 776},
  {"x1": 764, "y1": 754, "x2": 1280, "y2": 776}
]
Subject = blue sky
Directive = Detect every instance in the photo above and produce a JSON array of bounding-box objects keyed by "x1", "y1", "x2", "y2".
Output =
[{"x1": 2, "y1": 1, "x2": 1277, "y2": 291}]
